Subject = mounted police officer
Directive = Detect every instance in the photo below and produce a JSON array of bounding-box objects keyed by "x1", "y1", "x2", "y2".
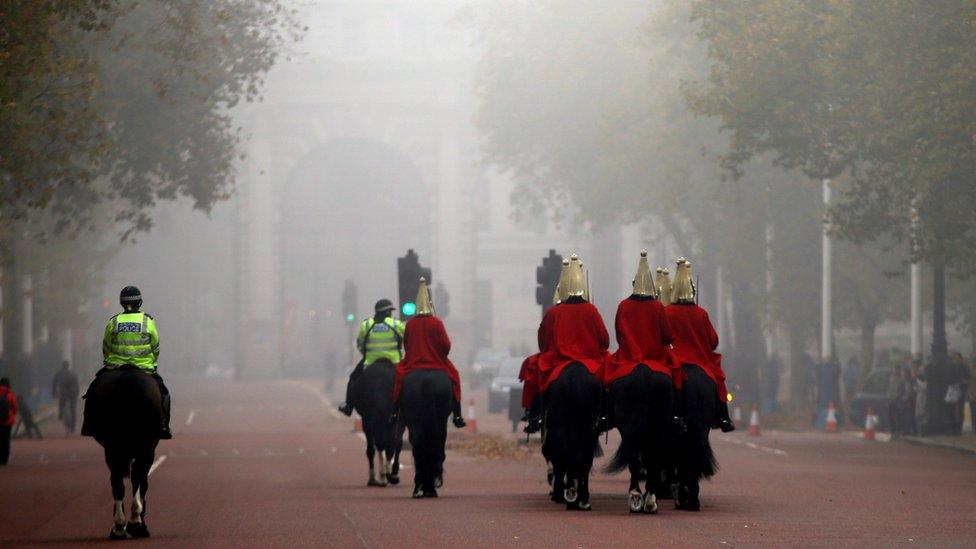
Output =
[
  {"x1": 338, "y1": 298, "x2": 406, "y2": 417},
  {"x1": 81, "y1": 286, "x2": 172, "y2": 439}
]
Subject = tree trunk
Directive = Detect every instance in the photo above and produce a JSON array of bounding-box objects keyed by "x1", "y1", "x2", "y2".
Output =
[
  {"x1": 729, "y1": 277, "x2": 763, "y2": 407},
  {"x1": 787, "y1": 319, "x2": 807, "y2": 407},
  {"x1": 857, "y1": 316, "x2": 877, "y2": 390},
  {"x1": 931, "y1": 259, "x2": 948, "y2": 362}
]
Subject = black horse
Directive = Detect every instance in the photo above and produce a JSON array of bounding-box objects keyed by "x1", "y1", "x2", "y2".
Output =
[
  {"x1": 671, "y1": 364, "x2": 719, "y2": 511},
  {"x1": 542, "y1": 363, "x2": 603, "y2": 511},
  {"x1": 400, "y1": 368, "x2": 454, "y2": 498},
  {"x1": 354, "y1": 360, "x2": 404, "y2": 486},
  {"x1": 85, "y1": 366, "x2": 162, "y2": 539},
  {"x1": 605, "y1": 365, "x2": 673, "y2": 514}
]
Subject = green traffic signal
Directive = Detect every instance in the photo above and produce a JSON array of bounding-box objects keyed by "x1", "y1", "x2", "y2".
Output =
[
  {"x1": 345, "y1": 313, "x2": 355, "y2": 323},
  {"x1": 402, "y1": 302, "x2": 416, "y2": 316}
]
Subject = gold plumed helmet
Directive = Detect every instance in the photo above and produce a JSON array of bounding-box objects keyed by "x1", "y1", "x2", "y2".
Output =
[
  {"x1": 632, "y1": 250, "x2": 656, "y2": 297},
  {"x1": 415, "y1": 276, "x2": 435, "y2": 316},
  {"x1": 671, "y1": 258, "x2": 695, "y2": 303},
  {"x1": 655, "y1": 267, "x2": 673, "y2": 306},
  {"x1": 564, "y1": 253, "x2": 587, "y2": 300},
  {"x1": 556, "y1": 258, "x2": 571, "y2": 302}
]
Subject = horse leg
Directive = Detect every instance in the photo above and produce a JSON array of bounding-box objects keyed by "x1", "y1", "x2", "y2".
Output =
[
  {"x1": 389, "y1": 422, "x2": 404, "y2": 485},
  {"x1": 126, "y1": 452, "x2": 152, "y2": 538},
  {"x1": 365, "y1": 422, "x2": 379, "y2": 486},
  {"x1": 376, "y1": 448, "x2": 389, "y2": 487},
  {"x1": 105, "y1": 449, "x2": 128, "y2": 539},
  {"x1": 627, "y1": 458, "x2": 644, "y2": 513}
]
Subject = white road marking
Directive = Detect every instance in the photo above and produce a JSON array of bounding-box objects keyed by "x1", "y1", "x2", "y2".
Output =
[
  {"x1": 186, "y1": 410, "x2": 196, "y2": 426},
  {"x1": 148, "y1": 455, "x2": 167, "y2": 476},
  {"x1": 719, "y1": 435, "x2": 788, "y2": 456}
]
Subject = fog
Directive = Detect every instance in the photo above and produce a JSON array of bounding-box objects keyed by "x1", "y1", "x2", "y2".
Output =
[{"x1": 3, "y1": 0, "x2": 975, "y2": 436}]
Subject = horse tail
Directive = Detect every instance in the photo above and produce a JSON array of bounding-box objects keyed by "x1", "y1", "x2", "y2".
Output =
[
  {"x1": 604, "y1": 367, "x2": 651, "y2": 474},
  {"x1": 556, "y1": 364, "x2": 602, "y2": 471}
]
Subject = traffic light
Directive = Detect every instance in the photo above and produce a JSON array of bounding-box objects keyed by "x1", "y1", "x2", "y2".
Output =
[
  {"x1": 397, "y1": 249, "x2": 432, "y2": 320},
  {"x1": 342, "y1": 280, "x2": 358, "y2": 324},
  {"x1": 536, "y1": 249, "x2": 563, "y2": 316}
]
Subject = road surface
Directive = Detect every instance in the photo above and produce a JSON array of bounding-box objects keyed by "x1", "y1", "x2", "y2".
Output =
[{"x1": 1, "y1": 378, "x2": 974, "y2": 547}]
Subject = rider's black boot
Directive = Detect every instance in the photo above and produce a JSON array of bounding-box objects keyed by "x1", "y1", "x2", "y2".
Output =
[
  {"x1": 452, "y1": 399, "x2": 466, "y2": 429},
  {"x1": 160, "y1": 393, "x2": 173, "y2": 439},
  {"x1": 716, "y1": 399, "x2": 735, "y2": 433}
]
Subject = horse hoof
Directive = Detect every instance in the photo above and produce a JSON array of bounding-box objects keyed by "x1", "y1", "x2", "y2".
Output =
[
  {"x1": 367, "y1": 478, "x2": 381, "y2": 487},
  {"x1": 628, "y1": 491, "x2": 643, "y2": 513},
  {"x1": 434, "y1": 475, "x2": 443, "y2": 489},
  {"x1": 388, "y1": 474, "x2": 400, "y2": 485},
  {"x1": 424, "y1": 488, "x2": 438, "y2": 498},
  {"x1": 108, "y1": 526, "x2": 128, "y2": 540},
  {"x1": 642, "y1": 493, "x2": 658, "y2": 514},
  {"x1": 412, "y1": 487, "x2": 425, "y2": 498},
  {"x1": 550, "y1": 491, "x2": 566, "y2": 504},
  {"x1": 564, "y1": 486, "x2": 578, "y2": 504},
  {"x1": 578, "y1": 501, "x2": 591, "y2": 511},
  {"x1": 126, "y1": 522, "x2": 150, "y2": 538}
]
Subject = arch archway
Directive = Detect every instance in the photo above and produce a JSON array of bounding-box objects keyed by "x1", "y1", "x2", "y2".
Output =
[{"x1": 278, "y1": 139, "x2": 431, "y2": 373}]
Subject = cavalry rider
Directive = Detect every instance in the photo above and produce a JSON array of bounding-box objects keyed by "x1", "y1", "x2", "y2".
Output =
[
  {"x1": 338, "y1": 298, "x2": 405, "y2": 417},
  {"x1": 535, "y1": 254, "x2": 609, "y2": 412},
  {"x1": 520, "y1": 259, "x2": 571, "y2": 433},
  {"x1": 655, "y1": 266, "x2": 673, "y2": 307},
  {"x1": 604, "y1": 251, "x2": 684, "y2": 428},
  {"x1": 82, "y1": 286, "x2": 172, "y2": 439},
  {"x1": 392, "y1": 278, "x2": 466, "y2": 428},
  {"x1": 665, "y1": 259, "x2": 735, "y2": 432}
]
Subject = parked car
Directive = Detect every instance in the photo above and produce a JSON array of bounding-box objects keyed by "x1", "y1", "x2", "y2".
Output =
[
  {"x1": 849, "y1": 368, "x2": 894, "y2": 430},
  {"x1": 488, "y1": 358, "x2": 523, "y2": 414},
  {"x1": 471, "y1": 348, "x2": 507, "y2": 390}
]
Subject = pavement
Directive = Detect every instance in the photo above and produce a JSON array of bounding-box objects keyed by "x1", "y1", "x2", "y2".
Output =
[{"x1": 1, "y1": 377, "x2": 975, "y2": 548}]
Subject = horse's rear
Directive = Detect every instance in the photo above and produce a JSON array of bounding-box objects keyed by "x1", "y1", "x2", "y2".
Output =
[
  {"x1": 355, "y1": 360, "x2": 400, "y2": 486},
  {"x1": 87, "y1": 366, "x2": 162, "y2": 538},
  {"x1": 606, "y1": 365, "x2": 673, "y2": 513},
  {"x1": 674, "y1": 363, "x2": 719, "y2": 511},
  {"x1": 542, "y1": 362, "x2": 603, "y2": 510},
  {"x1": 400, "y1": 368, "x2": 453, "y2": 498}
]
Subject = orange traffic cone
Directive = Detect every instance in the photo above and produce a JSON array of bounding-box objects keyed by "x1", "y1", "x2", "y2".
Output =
[
  {"x1": 825, "y1": 401, "x2": 839, "y2": 433},
  {"x1": 747, "y1": 404, "x2": 761, "y2": 436},
  {"x1": 353, "y1": 418, "x2": 363, "y2": 433},
  {"x1": 863, "y1": 406, "x2": 876, "y2": 441},
  {"x1": 466, "y1": 398, "x2": 478, "y2": 433}
]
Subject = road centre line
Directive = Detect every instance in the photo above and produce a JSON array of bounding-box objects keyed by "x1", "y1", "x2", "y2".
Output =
[
  {"x1": 148, "y1": 454, "x2": 167, "y2": 476},
  {"x1": 186, "y1": 410, "x2": 196, "y2": 425},
  {"x1": 719, "y1": 435, "x2": 788, "y2": 456}
]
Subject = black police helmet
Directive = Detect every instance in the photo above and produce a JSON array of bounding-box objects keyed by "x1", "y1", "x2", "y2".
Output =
[
  {"x1": 120, "y1": 286, "x2": 143, "y2": 308},
  {"x1": 374, "y1": 299, "x2": 395, "y2": 313}
]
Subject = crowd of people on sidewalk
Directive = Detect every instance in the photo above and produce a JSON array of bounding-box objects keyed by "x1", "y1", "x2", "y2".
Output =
[{"x1": 850, "y1": 349, "x2": 976, "y2": 439}]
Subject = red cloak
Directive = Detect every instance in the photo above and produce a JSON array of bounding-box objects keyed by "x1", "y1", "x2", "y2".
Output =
[
  {"x1": 664, "y1": 303, "x2": 727, "y2": 400},
  {"x1": 537, "y1": 301, "x2": 609, "y2": 393},
  {"x1": 605, "y1": 297, "x2": 683, "y2": 389},
  {"x1": 392, "y1": 315, "x2": 462, "y2": 403},
  {"x1": 519, "y1": 305, "x2": 559, "y2": 408}
]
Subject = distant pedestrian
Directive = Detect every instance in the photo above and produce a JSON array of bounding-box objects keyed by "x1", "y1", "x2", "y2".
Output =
[
  {"x1": 0, "y1": 377, "x2": 18, "y2": 465},
  {"x1": 947, "y1": 352, "x2": 968, "y2": 434},
  {"x1": 15, "y1": 391, "x2": 43, "y2": 439},
  {"x1": 914, "y1": 361, "x2": 927, "y2": 429},
  {"x1": 52, "y1": 361, "x2": 80, "y2": 434},
  {"x1": 889, "y1": 366, "x2": 916, "y2": 439},
  {"x1": 969, "y1": 358, "x2": 976, "y2": 435}
]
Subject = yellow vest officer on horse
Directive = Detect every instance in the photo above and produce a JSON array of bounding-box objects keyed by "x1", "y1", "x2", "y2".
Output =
[
  {"x1": 82, "y1": 286, "x2": 172, "y2": 439},
  {"x1": 338, "y1": 298, "x2": 406, "y2": 417}
]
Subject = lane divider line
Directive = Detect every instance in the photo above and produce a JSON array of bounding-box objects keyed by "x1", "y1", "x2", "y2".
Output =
[
  {"x1": 148, "y1": 454, "x2": 167, "y2": 476},
  {"x1": 718, "y1": 435, "x2": 788, "y2": 456},
  {"x1": 186, "y1": 410, "x2": 196, "y2": 426}
]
